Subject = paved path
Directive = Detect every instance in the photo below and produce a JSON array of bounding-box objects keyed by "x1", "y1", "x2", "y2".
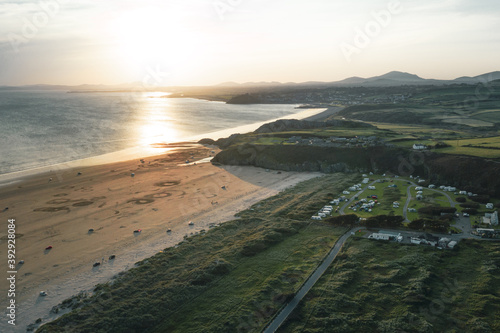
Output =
[
  {"x1": 339, "y1": 180, "x2": 379, "y2": 215},
  {"x1": 263, "y1": 177, "x2": 480, "y2": 332},
  {"x1": 403, "y1": 182, "x2": 417, "y2": 221},
  {"x1": 263, "y1": 227, "x2": 363, "y2": 333},
  {"x1": 427, "y1": 188, "x2": 457, "y2": 207}
]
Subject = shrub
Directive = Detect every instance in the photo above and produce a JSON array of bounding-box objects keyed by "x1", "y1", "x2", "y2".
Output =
[
  {"x1": 408, "y1": 219, "x2": 425, "y2": 230},
  {"x1": 365, "y1": 215, "x2": 403, "y2": 228},
  {"x1": 460, "y1": 202, "x2": 480, "y2": 209},
  {"x1": 241, "y1": 240, "x2": 267, "y2": 256},
  {"x1": 418, "y1": 206, "x2": 456, "y2": 216},
  {"x1": 455, "y1": 197, "x2": 467, "y2": 203},
  {"x1": 463, "y1": 208, "x2": 479, "y2": 215},
  {"x1": 325, "y1": 214, "x2": 358, "y2": 227},
  {"x1": 470, "y1": 195, "x2": 490, "y2": 204}
]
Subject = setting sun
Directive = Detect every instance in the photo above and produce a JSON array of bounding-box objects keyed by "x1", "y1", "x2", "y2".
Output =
[{"x1": 108, "y1": 7, "x2": 198, "y2": 78}]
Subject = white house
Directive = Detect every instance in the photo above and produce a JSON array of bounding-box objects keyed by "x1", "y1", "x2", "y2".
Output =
[
  {"x1": 415, "y1": 187, "x2": 423, "y2": 191},
  {"x1": 362, "y1": 178, "x2": 370, "y2": 184},
  {"x1": 492, "y1": 211, "x2": 498, "y2": 226},
  {"x1": 311, "y1": 216, "x2": 322, "y2": 220},
  {"x1": 368, "y1": 186, "x2": 376, "y2": 190},
  {"x1": 459, "y1": 191, "x2": 467, "y2": 195},
  {"x1": 413, "y1": 143, "x2": 427, "y2": 150},
  {"x1": 428, "y1": 184, "x2": 436, "y2": 189},
  {"x1": 486, "y1": 203, "x2": 494, "y2": 209},
  {"x1": 483, "y1": 211, "x2": 498, "y2": 226},
  {"x1": 416, "y1": 194, "x2": 423, "y2": 200}
]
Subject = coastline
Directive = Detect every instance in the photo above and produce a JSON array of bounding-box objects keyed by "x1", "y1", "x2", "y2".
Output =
[
  {"x1": 0, "y1": 106, "x2": 326, "y2": 186},
  {"x1": 0, "y1": 106, "x2": 326, "y2": 331}
]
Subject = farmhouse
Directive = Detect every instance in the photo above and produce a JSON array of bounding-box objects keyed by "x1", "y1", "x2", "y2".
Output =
[
  {"x1": 413, "y1": 143, "x2": 427, "y2": 150},
  {"x1": 486, "y1": 203, "x2": 494, "y2": 209}
]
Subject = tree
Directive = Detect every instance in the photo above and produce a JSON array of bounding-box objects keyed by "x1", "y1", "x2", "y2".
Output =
[
  {"x1": 409, "y1": 219, "x2": 425, "y2": 230},
  {"x1": 325, "y1": 214, "x2": 358, "y2": 227},
  {"x1": 365, "y1": 215, "x2": 403, "y2": 228}
]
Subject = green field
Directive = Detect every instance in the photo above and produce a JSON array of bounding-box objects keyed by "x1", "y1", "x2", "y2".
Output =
[{"x1": 279, "y1": 238, "x2": 500, "y2": 333}]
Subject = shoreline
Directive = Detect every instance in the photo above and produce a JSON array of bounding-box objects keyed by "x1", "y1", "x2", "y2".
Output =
[
  {"x1": 0, "y1": 107, "x2": 326, "y2": 331},
  {"x1": 0, "y1": 151, "x2": 321, "y2": 331},
  {"x1": 0, "y1": 106, "x2": 326, "y2": 186}
]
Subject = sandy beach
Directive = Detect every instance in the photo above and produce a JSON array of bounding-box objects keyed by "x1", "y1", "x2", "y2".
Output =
[{"x1": 0, "y1": 144, "x2": 320, "y2": 331}]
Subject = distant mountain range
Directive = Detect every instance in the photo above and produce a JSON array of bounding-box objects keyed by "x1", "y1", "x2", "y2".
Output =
[
  {"x1": 218, "y1": 71, "x2": 500, "y2": 88},
  {"x1": 2, "y1": 71, "x2": 500, "y2": 91}
]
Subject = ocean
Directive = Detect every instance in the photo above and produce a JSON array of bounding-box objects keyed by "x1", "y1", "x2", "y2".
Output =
[{"x1": 0, "y1": 90, "x2": 312, "y2": 176}]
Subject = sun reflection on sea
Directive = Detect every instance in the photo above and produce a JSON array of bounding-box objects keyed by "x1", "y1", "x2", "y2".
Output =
[{"x1": 137, "y1": 93, "x2": 180, "y2": 154}]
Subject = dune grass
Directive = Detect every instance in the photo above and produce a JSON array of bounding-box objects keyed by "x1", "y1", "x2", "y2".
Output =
[
  {"x1": 37, "y1": 173, "x2": 358, "y2": 333},
  {"x1": 279, "y1": 238, "x2": 500, "y2": 333}
]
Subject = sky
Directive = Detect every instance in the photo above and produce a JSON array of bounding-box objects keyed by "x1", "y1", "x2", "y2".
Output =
[{"x1": 0, "y1": 0, "x2": 499, "y2": 86}]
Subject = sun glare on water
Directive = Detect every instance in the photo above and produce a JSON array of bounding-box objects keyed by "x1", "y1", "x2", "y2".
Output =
[{"x1": 136, "y1": 93, "x2": 180, "y2": 152}]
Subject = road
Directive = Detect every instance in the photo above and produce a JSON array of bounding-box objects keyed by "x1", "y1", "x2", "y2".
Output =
[
  {"x1": 263, "y1": 177, "x2": 482, "y2": 332},
  {"x1": 403, "y1": 182, "x2": 417, "y2": 221},
  {"x1": 263, "y1": 227, "x2": 363, "y2": 333}
]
